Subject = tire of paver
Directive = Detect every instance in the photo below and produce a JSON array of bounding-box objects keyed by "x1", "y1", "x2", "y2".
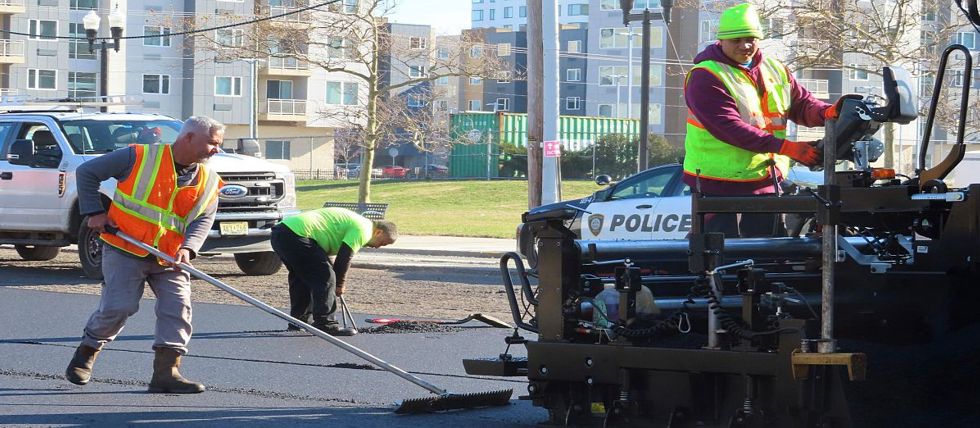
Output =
[
  {"x1": 15, "y1": 245, "x2": 60, "y2": 261},
  {"x1": 233, "y1": 252, "x2": 283, "y2": 275}
]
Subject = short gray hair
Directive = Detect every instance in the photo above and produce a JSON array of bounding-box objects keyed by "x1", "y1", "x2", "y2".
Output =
[
  {"x1": 178, "y1": 116, "x2": 225, "y2": 139},
  {"x1": 374, "y1": 220, "x2": 398, "y2": 241}
]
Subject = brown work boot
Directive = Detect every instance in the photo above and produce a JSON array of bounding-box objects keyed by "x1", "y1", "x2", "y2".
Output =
[
  {"x1": 148, "y1": 347, "x2": 205, "y2": 394},
  {"x1": 65, "y1": 344, "x2": 100, "y2": 385}
]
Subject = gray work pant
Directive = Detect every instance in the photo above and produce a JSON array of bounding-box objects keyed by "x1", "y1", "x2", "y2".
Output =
[{"x1": 80, "y1": 245, "x2": 194, "y2": 354}]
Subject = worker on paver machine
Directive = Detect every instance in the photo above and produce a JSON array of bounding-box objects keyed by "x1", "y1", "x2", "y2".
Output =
[
  {"x1": 65, "y1": 116, "x2": 225, "y2": 394},
  {"x1": 271, "y1": 207, "x2": 397, "y2": 335}
]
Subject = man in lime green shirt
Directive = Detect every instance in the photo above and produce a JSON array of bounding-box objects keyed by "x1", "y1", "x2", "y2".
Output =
[{"x1": 271, "y1": 207, "x2": 398, "y2": 334}]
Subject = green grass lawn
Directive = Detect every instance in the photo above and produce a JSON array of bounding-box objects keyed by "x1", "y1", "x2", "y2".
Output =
[{"x1": 296, "y1": 179, "x2": 601, "y2": 238}]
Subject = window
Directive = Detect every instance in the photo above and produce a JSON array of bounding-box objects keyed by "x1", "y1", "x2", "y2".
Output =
[
  {"x1": 436, "y1": 100, "x2": 449, "y2": 111},
  {"x1": 921, "y1": 8, "x2": 937, "y2": 21},
  {"x1": 610, "y1": 165, "x2": 674, "y2": 201},
  {"x1": 436, "y1": 76, "x2": 450, "y2": 85},
  {"x1": 409, "y1": 65, "x2": 426, "y2": 78},
  {"x1": 342, "y1": 0, "x2": 358, "y2": 13},
  {"x1": 216, "y1": 29, "x2": 244, "y2": 47},
  {"x1": 762, "y1": 18, "x2": 783, "y2": 39},
  {"x1": 700, "y1": 20, "x2": 718, "y2": 44},
  {"x1": 215, "y1": 76, "x2": 242, "y2": 96},
  {"x1": 410, "y1": 37, "x2": 426, "y2": 49},
  {"x1": 473, "y1": 0, "x2": 482, "y2": 3},
  {"x1": 497, "y1": 43, "x2": 511, "y2": 56},
  {"x1": 598, "y1": 65, "x2": 663, "y2": 87},
  {"x1": 951, "y1": 70, "x2": 965, "y2": 87},
  {"x1": 600, "y1": 0, "x2": 619, "y2": 10},
  {"x1": 69, "y1": 23, "x2": 95, "y2": 60},
  {"x1": 848, "y1": 64, "x2": 869, "y2": 81},
  {"x1": 267, "y1": 80, "x2": 293, "y2": 99},
  {"x1": 565, "y1": 97, "x2": 581, "y2": 110},
  {"x1": 68, "y1": 72, "x2": 97, "y2": 99},
  {"x1": 495, "y1": 97, "x2": 510, "y2": 111},
  {"x1": 266, "y1": 140, "x2": 291, "y2": 160},
  {"x1": 566, "y1": 68, "x2": 581, "y2": 82},
  {"x1": 141, "y1": 26, "x2": 172, "y2": 47},
  {"x1": 437, "y1": 47, "x2": 449, "y2": 59},
  {"x1": 472, "y1": 10, "x2": 484, "y2": 21},
  {"x1": 143, "y1": 74, "x2": 171, "y2": 94},
  {"x1": 470, "y1": 45, "x2": 483, "y2": 58},
  {"x1": 567, "y1": 4, "x2": 589, "y2": 16},
  {"x1": 28, "y1": 69, "x2": 57, "y2": 90},
  {"x1": 598, "y1": 104, "x2": 613, "y2": 117},
  {"x1": 70, "y1": 0, "x2": 98, "y2": 10},
  {"x1": 956, "y1": 32, "x2": 976, "y2": 50},
  {"x1": 29, "y1": 20, "x2": 57, "y2": 40},
  {"x1": 470, "y1": 76, "x2": 482, "y2": 84},
  {"x1": 489, "y1": 8, "x2": 496, "y2": 20},
  {"x1": 496, "y1": 71, "x2": 511, "y2": 83},
  {"x1": 328, "y1": 37, "x2": 355, "y2": 59},
  {"x1": 468, "y1": 99, "x2": 481, "y2": 110},
  {"x1": 567, "y1": 40, "x2": 581, "y2": 53},
  {"x1": 326, "y1": 81, "x2": 358, "y2": 105},
  {"x1": 599, "y1": 28, "x2": 628, "y2": 49},
  {"x1": 519, "y1": 6, "x2": 526, "y2": 17},
  {"x1": 504, "y1": 7, "x2": 513, "y2": 18},
  {"x1": 407, "y1": 94, "x2": 425, "y2": 107}
]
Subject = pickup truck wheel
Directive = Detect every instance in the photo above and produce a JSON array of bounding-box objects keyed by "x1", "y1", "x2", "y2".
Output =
[
  {"x1": 78, "y1": 218, "x2": 104, "y2": 280},
  {"x1": 15, "y1": 245, "x2": 60, "y2": 261},
  {"x1": 234, "y1": 252, "x2": 283, "y2": 276}
]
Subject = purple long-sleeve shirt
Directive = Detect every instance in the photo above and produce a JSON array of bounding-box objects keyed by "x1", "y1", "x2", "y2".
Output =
[{"x1": 683, "y1": 43, "x2": 831, "y2": 195}]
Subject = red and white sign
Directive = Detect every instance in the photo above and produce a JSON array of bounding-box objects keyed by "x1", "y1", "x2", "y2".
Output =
[{"x1": 543, "y1": 140, "x2": 561, "y2": 158}]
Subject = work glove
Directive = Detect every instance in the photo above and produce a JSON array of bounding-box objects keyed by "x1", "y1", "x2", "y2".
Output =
[
  {"x1": 778, "y1": 140, "x2": 822, "y2": 167},
  {"x1": 823, "y1": 93, "x2": 864, "y2": 120}
]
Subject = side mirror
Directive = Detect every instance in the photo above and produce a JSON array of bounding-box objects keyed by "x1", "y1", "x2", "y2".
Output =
[
  {"x1": 6, "y1": 139, "x2": 34, "y2": 166},
  {"x1": 594, "y1": 174, "x2": 612, "y2": 186},
  {"x1": 880, "y1": 66, "x2": 917, "y2": 124}
]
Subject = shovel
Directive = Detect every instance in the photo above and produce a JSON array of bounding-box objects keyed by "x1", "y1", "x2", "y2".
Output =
[{"x1": 106, "y1": 227, "x2": 511, "y2": 414}]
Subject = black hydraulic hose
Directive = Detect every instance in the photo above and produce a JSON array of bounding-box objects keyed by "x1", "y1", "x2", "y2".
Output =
[{"x1": 499, "y1": 252, "x2": 539, "y2": 333}]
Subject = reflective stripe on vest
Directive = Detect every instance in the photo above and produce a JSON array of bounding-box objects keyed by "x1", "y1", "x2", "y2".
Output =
[
  {"x1": 683, "y1": 57, "x2": 793, "y2": 182},
  {"x1": 102, "y1": 144, "x2": 220, "y2": 258}
]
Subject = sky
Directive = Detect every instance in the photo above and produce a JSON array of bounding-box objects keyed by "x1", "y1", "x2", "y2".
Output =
[{"x1": 386, "y1": 0, "x2": 472, "y2": 35}]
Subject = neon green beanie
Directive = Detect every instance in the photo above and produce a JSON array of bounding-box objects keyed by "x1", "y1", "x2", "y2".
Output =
[{"x1": 717, "y1": 3, "x2": 764, "y2": 40}]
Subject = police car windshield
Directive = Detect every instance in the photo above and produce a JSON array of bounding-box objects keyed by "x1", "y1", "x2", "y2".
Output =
[{"x1": 61, "y1": 119, "x2": 183, "y2": 154}]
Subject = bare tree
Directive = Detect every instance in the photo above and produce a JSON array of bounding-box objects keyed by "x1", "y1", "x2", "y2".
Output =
[{"x1": 182, "y1": 0, "x2": 503, "y2": 202}]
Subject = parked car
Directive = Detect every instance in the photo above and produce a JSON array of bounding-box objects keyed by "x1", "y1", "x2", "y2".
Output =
[
  {"x1": 382, "y1": 165, "x2": 410, "y2": 178},
  {"x1": 408, "y1": 164, "x2": 449, "y2": 179},
  {"x1": 515, "y1": 163, "x2": 821, "y2": 268},
  {"x1": 348, "y1": 165, "x2": 382, "y2": 178}
]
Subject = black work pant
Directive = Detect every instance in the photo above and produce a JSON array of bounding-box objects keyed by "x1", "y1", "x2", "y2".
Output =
[{"x1": 270, "y1": 224, "x2": 338, "y2": 325}]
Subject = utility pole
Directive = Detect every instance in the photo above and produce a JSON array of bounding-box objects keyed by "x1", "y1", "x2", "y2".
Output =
[
  {"x1": 541, "y1": 0, "x2": 560, "y2": 204},
  {"x1": 526, "y1": 1, "x2": 543, "y2": 208}
]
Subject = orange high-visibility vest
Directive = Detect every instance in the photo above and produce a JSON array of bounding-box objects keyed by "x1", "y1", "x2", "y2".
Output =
[{"x1": 101, "y1": 144, "x2": 222, "y2": 259}]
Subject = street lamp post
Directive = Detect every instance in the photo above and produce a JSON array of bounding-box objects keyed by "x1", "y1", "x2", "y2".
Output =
[
  {"x1": 83, "y1": 7, "x2": 125, "y2": 113},
  {"x1": 616, "y1": 29, "x2": 637, "y2": 119},
  {"x1": 619, "y1": 0, "x2": 672, "y2": 172},
  {"x1": 609, "y1": 74, "x2": 626, "y2": 118}
]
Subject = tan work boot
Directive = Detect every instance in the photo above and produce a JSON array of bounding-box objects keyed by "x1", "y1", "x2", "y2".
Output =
[
  {"x1": 148, "y1": 347, "x2": 205, "y2": 394},
  {"x1": 65, "y1": 344, "x2": 100, "y2": 385}
]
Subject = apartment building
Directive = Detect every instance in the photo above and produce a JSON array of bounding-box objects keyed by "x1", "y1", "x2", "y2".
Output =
[
  {"x1": 471, "y1": 0, "x2": 592, "y2": 31},
  {"x1": 1, "y1": 0, "x2": 382, "y2": 173}
]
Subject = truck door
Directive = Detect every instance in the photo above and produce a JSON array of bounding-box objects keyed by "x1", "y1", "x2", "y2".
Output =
[
  {"x1": 582, "y1": 166, "x2": 679, "y2": 241},
  {"x1": 0, "y1": 123, "x2": 66, "y2": 230}
]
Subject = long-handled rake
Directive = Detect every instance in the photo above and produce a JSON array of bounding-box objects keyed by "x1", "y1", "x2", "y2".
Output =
[{"x1": 108, "y1": 228, "x2": 512, "y2": 414}]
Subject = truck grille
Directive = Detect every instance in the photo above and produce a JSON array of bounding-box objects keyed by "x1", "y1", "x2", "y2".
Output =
[{"x1": 216, "y1": 172, "x2": 285, "y2": 212}]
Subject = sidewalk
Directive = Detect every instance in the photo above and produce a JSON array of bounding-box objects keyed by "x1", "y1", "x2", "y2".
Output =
[{"x1": 373, "y1": 235, "x2": 514, "y2": 258}]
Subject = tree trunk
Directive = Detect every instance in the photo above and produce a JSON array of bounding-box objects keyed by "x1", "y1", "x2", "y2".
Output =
[
  {"x1": 526, "y1": 0, "x2": 543, "y2": 209},
  {"x1": 358, "y1": 89, "x2": 380, "y2": 204}
]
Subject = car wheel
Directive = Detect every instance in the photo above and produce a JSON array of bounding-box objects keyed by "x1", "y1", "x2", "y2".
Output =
[
  {"x1": 14, "y1": 245, "x2": 60, "y2": 261},
  {"x1": 78, "y1": 217, "x2": 104, "y2": 280},
  {"x1": 234, "y1": 252, "x2": 283, "y2": 275}
]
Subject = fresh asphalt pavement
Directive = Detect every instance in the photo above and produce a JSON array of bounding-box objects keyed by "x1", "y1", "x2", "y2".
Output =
[{"x1": 0, "y1": 235, "x2": 546, "y2": 427}]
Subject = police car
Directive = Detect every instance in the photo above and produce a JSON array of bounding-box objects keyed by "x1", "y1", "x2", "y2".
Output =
[{"x1": 516, "y1": 163, "x2": 822, "y2": 267}]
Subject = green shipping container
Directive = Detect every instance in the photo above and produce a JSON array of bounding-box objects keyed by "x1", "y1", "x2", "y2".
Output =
[{"x1": 449, "y1": 112, "x2": 640, "y2": 178}]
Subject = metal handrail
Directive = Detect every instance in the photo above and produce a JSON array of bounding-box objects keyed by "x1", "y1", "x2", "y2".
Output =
[{"x1": 264, "y1": 98, "x2": 307, "y2": 115}]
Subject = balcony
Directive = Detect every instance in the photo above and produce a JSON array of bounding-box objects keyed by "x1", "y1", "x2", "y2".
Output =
[
  {"x1": 0, "y1": 0, "x2": 25, "y2": 14},
  {"x1": 0, "y1": 40, "x2": 24, "y2": 64},
  {"x1": 265, "y1": 5, "x2": 310, "y2": 27},
  {"x1": 797, "y1": 78, "x2": 829, "y2": 99},
  {"x1": 262, "y1": 56, "x2": 312, "y2": 77},
  {"x1": 260, "y1": 98, "x2": 307, "y2": 122}
]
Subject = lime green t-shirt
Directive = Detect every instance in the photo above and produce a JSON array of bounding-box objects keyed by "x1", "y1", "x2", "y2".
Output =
[{"x1": 280, "y1": 208, "x2": 373, "y2": 255}]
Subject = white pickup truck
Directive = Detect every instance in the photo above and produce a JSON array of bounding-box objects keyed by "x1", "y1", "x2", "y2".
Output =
[{"x1": 0, "y1": 109, "x2": 297, "y2": 278}]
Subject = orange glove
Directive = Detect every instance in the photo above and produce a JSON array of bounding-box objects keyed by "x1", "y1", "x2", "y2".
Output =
[
  {"x1": 823, "y1": 93, "x2": 863, "y2": 120},
  {"x1": 778, "y1": 140, "x2": 822, "y2": 167}
]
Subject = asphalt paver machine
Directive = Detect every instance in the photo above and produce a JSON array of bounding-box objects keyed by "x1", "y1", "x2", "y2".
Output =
[{"x1": 474, "y1": 38, "x2": 980, "y2": 427}]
